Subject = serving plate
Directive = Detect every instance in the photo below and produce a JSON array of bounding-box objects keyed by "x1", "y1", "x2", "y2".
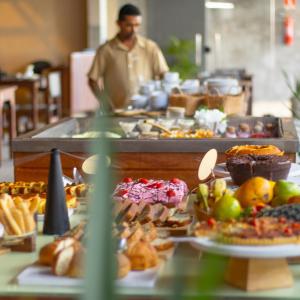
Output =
[
  {"x1": 17, "y1": 263, "x2": 162, "y2": 288},
  {"x1": 190, "y1": 237, "x2": 300, "y2": 258}
]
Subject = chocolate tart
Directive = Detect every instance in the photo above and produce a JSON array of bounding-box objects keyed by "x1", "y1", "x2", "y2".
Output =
[{"x1": 226, "y1": 154, "x2": 291, "y2": 185}]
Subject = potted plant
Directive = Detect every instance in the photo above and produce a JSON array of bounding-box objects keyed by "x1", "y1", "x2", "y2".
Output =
[
  {"x1": 164, "y1": 37, "x2": 198, "y2": 80},
  {"x1": 283, "y1": 70, "x2": 300, "y2": 118}
]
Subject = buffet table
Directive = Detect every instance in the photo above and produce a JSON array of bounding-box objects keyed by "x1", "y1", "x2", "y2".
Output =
[
  {"x1": 12, "y1": 116, "x2": 299, "y2": 188},
  {"x1": 3, "y1": 211, "x2": 300, "y2": 299}
]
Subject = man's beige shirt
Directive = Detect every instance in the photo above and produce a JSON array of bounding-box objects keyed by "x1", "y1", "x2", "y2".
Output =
[{"x1": 88, "y1": 35, "x2": 169, "y2": 109}]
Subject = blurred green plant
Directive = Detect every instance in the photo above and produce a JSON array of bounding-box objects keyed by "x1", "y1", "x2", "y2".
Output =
[
  {"x1": 283, "y1": 70, "x2": 300, "y2": 101},
  {"x1": 165, "y1": 36, "x2": 199, "y2": 80},
  {"x1": 84, "y1": 91, "x2": 116, "y2": 300},
  {"x1": 283, "y1": 70, "x2": 300, "y2": 118}
]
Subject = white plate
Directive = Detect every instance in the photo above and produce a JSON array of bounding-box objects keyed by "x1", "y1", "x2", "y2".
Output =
[
  {"x1": 17, "y1": 266, "x2": 82, "y2": 287},
  {"x1": 18, "y1": 264, "x2": 160, "y2": 289},
  {"x1": 191, "y1": 237, "x2": 300, "y2": 258},
  {"x1": 213, "y1": 162, "x2": 300, "y2": 178},
  {"x1": 37, "y1": 208, "x2": 74, "y2": 222},
  {"x1": 116, "y1": 265, "x2": 161, "y2": 288}
]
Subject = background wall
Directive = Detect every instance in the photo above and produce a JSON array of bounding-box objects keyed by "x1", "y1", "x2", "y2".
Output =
[
  {"x1": 0, "y1": 0, "x2": 87, "y2": 73},
  {"x1": 206, "y1": 0, "x2": 300, "y2": 109},
  {"x1": 146, "y1": 0, "x2": 205, "y2": 63}
]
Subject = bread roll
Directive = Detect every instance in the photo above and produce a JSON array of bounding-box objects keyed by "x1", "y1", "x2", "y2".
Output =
[
  {"x1": 126, "y1": 240, "x2": 158, "y2": 270},
  {"x1": 39, "y1": 238, "x2": 76, "y2": 266},
  {"x1": 66, "y1": 243, "x2": 85, "y2": 278},
  {"x1": 117, "y1": 253, "x2": 131, "y2": 279},
  {"x1": 52, "y1": 246, "x2": 74, "y2": 276}
]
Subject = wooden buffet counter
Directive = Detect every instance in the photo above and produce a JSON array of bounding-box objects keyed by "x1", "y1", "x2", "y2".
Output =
[{"x1": 12, "y1": 117, "x2": 299, "y2": 188}]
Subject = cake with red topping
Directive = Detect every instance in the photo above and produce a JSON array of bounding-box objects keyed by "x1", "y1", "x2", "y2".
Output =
[{"x1": 113, "y1": 178, "x2": 188, "y2": 208}]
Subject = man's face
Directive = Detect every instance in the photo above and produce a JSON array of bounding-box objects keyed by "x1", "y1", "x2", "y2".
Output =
[{"x1": 117, "y1": 15, "x2": 142, "y2": 39}]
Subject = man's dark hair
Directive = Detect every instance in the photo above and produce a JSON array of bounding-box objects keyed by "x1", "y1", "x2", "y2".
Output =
[{"x1": 118, "y1": 4, "x2": 141, "y2": 21}]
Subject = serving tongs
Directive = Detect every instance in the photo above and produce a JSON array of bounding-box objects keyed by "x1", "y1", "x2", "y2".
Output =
[{"x1": 144, "y1": 120, "x2": 172, "y2": 135}]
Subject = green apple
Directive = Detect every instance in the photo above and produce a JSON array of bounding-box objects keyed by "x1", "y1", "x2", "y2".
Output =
[
  {"x1": 272, "y1": 180, "x2": 300, "y2": 206},
  {"x1": 213, "y1": 194, "x2": 241, "y2": 221}
]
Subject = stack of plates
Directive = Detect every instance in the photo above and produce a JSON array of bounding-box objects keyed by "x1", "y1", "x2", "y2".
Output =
[{"x1": 204, "y1": 77, "x2": 241, "y2": 95}]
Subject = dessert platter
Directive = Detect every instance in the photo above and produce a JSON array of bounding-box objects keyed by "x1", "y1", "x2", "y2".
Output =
[
  {"x1": 183, "y1": 144, "x2": 300, "y2": 291},
  {"x1": 18, "y1": 216, "x2": 175, "y2": 289},
  {"x1": 113, "y1": 178, "x2": 192, "y2": 235},
  {"x1": 5, "y1": 140, "x2": 300, "y2": 296},
  {"x1": 190, "y1": 213, "x2": 300, "y2": 290},
  {"x1": 212, "y1": 144, "x2": 300, "y2": 185},
  {"x1": 116, "y1": 115, "x2": 280, "y2": 140}
]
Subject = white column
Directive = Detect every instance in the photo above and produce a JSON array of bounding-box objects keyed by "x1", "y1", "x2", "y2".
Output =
[
  {"x1": 87, "y1": 0, "x2": 108, "y2": 48},
  {"x1": 99, "y1": 0, "x2": 108, "y2": 44}
]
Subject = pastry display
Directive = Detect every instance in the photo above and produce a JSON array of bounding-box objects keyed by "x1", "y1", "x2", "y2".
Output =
[
  {"x1": 225, "y1": 126, "x2": 237, "y2": 138},
  {"x1": 38, "y1": 237, "x2": 85, "y2": 278},
  {"x1": 0, "y1": 181, "x2": 47, "y2": 195},
  {"x1": 237, "y1": 123, "x2": 251, "y2": 138},
  {"x1": 35, "y1": 194, "x2": 77, "y2": 215},
  {"x1": 226, "y1": 154, "x2": 291, "y2": 185},
  {"x1": 113, "y1": 178, "x2": 188, "y2": 208},
  {"x1": 10, "y1": 194, "x2": 77, "y2": 215},
  {"x1": 193, "y1": 217, "x2": 222, "y2": 238},
  {"x1": 117, "y1": 253, "x2": 131, "y2": 278},
  {"x1": 0, "y1": 194, "x2": 37, "y2": 236},
  {"x1": 64, "y1": 183, "x2": 90, "y2": 197},
  {"x1": 39, "y1": 237, "x2": 77, "y2": 266},
  {"x1": 225, "y1": 144, "x2": 284, "y2": 158},
  {"x1": 113, "y1": 221, "x2": 173, "y2": 274},
  {"x1": 125, "y1": 239, "x2": 158, "y2": 270},
  {"x1": 193, "y1": 217, "x2": 300, "y2": 245},
  {"x1": 160, "y1": 129, "x2": 214, "y2": 139},
  {"x1": 217, "y1": 217, "x2": 300, "y2": 245},
  {"x1": 0, "y1": 182, "x2": 90, "y2": 198},
  {"x1": 114, "y1": 199, "x2": 191, "y2": 228},
  {"x1": 0, "y1": 182, "x2": 89, "y2": 216}
]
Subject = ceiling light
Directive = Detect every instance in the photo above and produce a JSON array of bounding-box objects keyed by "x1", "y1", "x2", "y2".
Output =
[{"x1": 206, "y1": 1, "x2": 235, "y2": 9}]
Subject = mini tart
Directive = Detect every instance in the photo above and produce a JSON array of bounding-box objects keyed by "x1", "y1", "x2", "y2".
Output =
[
  {"x1": 193, "y1": 220, "x2": 230, "y2": 238},
  {"x1": 217, "y1": 235, "x2": 298, "y2": 246},
  {"x1": 216, "y1": 217, "x2": 300, "y2": 246},
  {"x1": 225, "y1": 145, "x2": 284, "y2": 158}
]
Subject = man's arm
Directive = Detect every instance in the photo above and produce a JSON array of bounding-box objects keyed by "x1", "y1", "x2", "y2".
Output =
[
  {"x1": 88, "y1": 78, "x2": 103, "y2": 102},
  {"x1": 87, "y1": 46, "x2": 106, "y2": 103},
  {"x1": 152, "y1": 43, "x2": 169, "y2": 79}
]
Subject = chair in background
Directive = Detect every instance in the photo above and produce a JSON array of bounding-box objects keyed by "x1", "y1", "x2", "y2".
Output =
[
  {"x1": 16, "y1": 65, "x2": 65, "y2": 132},
  {"x1": 41, "y1": 66, "x2": 64, "y2": 124}
]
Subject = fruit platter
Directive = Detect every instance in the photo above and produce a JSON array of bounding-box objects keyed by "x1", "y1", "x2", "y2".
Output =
[{"x1": 184, "y1": 141, "x2": 300, "y2": 291}]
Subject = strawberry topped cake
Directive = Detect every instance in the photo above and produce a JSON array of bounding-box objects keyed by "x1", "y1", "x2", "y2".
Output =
[{"x1": 113, "y1": 178, "x2": 188, "y2": 208}]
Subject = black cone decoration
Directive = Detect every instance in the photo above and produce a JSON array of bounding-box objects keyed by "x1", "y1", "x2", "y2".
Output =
[{"x1": 43, "y1": 148, "x2": 70, "y2": 235}]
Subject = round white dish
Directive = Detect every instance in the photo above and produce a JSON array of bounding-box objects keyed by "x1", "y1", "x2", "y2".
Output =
[
  {"x1": 164, "y1": 72, "x2": 180, "y2": 83},
  {"x1": 131, "y1": 94, "x2": 148, "y2": 108},
  {"x1": 191, "y1": 237, "x2": 300, "y2": 258}
]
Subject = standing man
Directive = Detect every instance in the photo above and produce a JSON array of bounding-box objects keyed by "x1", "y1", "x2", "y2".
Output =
[{"x1": 88, "y1": 3, "x2": 169, "y2": 111}]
